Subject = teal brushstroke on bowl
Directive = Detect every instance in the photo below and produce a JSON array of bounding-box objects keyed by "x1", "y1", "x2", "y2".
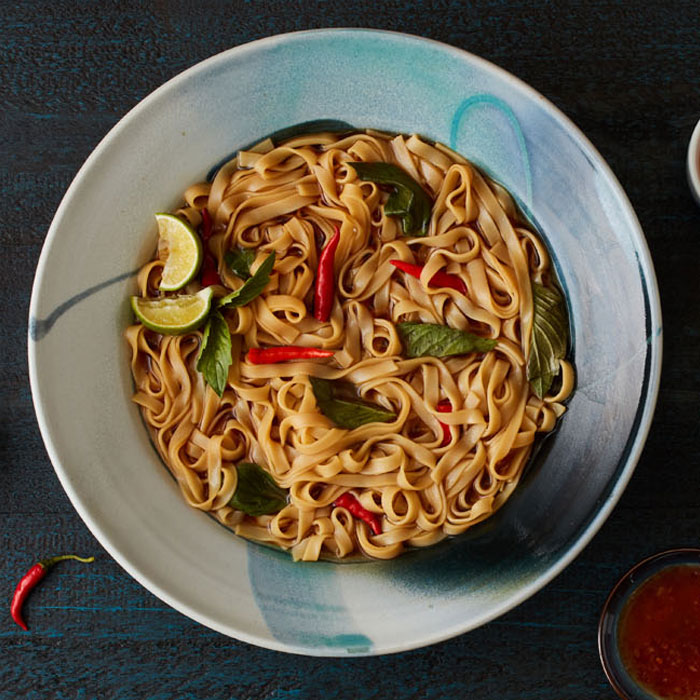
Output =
[
  {"x1": 450, "y1": 93, "x2": 533, "y2": 208},
  {"x1": 29, "y1": 268, "x2": 139, "y2": 341},
  {"x1": 247, "y1": 544, "x2": 372, "y2": 654}
]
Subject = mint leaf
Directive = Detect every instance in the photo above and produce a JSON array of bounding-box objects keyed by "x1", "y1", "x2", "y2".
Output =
[
  {"x1": 309, "y1": 376, "x2": 396, "y2": 429},
  {"x1": 196, "y1": 308, "x2": 232, "y2": 396},
  {"x1": 348, "y1": 162, "x2": 432, "y2": 236},
  {"x1": 527, "y1": 283, "x2": 569, "y2": 398},
  {"x1": 230, "y1": 463, "x2": 288, "y2": 516},
  {"x1": 397, "y1": 322, "x2": 497, "y2": 358},
  {"x1": 224, "y1": 248, "x2": 255, "y2": 280},
  {"x1": 218, "y1": 252, "x2": 275, "y2": 310}
]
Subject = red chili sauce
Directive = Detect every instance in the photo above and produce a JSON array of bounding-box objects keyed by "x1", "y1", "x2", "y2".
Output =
[{"x1": 618, "y1": 565, "x2": 700, "y2": 700}]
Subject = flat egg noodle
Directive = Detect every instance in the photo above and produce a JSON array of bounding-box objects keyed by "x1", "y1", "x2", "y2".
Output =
[{"x1": 126, "y1": 131, "x2": 573, "y2": 561}]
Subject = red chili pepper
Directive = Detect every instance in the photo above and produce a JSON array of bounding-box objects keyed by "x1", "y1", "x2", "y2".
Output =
[
  {"x1": 200, "y1": 207, "x2": 213, "y2": 241},
  {"x1": 198, "y1": 208, "x2": 221, "y2": 286},
  {"x1": 333, "y1": 492, "x2": 382, "y2": 535},
  {"x1": 11, "y1": 554, "x2": 94, "y2": 631},
  {"x1": 437, "y1": 399, "x2": 453, "y2": 447},
  {"x1": 201, "y1": 254, "x2": 221, "y2": 287},
  {"x1": 247, "y1": 346, "x2": 335, "y2": 364},
  {"x1": 314, "y1": 226, "x2": 341, "y2": 322},
  {"x1": 389, "y1": 259, "x2": 467, "y2": 294}
]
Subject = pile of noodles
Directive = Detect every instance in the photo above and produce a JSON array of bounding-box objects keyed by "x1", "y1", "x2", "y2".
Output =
[{"x1": 125, "y1": 130, "x2": 574, "y2": 561}]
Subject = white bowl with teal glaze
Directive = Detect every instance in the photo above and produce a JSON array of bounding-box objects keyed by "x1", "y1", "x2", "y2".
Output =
[{"x1": 28, "y1": 29, "x2": 662, "y2": 656}]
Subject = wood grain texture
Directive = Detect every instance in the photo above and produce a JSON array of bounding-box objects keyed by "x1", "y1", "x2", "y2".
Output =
[{"x1": 3, "y1": 0, "x2": 700, "y2": 697}]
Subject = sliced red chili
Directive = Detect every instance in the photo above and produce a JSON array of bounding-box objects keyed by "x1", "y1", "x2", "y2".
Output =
[
  {"x1": 314, "y1": 226, "x2": 341, "y2": 322},
  {"x1": 247, "y1": 346, "x2": 335, "y2": 364},
  {"x1": 201, "y1": 254, "x2": 221, "y2": 287},
  {"x1": 198, "y1": 208, "x2": 220, "y2": 286},
  {"x1": 333, "y1": 492, "x2": 382, "y2": 535},
  {"x1": 389, "y1": 259, "x2": 467, "y2": 294},
  {"x1": 437, "y1": 399, "x2": 453, "y2": 447},
  {"x1": 11, "y1": 554, "x2": 94, "y2": 631}
]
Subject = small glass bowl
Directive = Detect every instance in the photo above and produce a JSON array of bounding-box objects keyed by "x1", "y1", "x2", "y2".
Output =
[
  {"x1": 598, "y1": 548, "x2": 700, "y2": 699},
  {"x1": 687, "y1": 118, "x2": 700, "y2": 206}
]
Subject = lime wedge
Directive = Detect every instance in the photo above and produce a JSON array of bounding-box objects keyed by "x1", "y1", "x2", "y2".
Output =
[
  {"x1": 131, "y1": 287, "x2": 213, "y2": 335},
  {"x1": 156, "y1": 213, "x2": 203, "y2": 291}
]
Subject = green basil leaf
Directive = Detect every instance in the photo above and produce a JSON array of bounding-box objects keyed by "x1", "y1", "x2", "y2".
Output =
[
  {"x1": 224, "y1": 247, "x2": 255, "y2": 280},
  {"x1": 527, "y1": 283, "x2": 569, "y2": 398},
  {"x1": 348, "y1": 162, "x2": 432, "y2": 236},
  {"x1": 218, "y1": 252, "x2": 275, "y2": 309},
  {"x1": 196, "y1": 308, "x2": 232, "y2": 397},
  {"x1": 230, "y1": 462, "x2": 288, "y2": 516},
  {"x1": 309, "y1": 375, "x2": 334, "y2": 402},
  {"x1": 397, "y1": 322, "x2": 497, "y2": 358},
  {"x1": 309, "y1": 376, "x2": 396, "y2": 429}
]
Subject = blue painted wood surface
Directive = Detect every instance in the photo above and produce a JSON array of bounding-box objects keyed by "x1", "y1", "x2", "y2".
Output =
[{"x1": 3, "y1": 1, "x2": 700, "y2": 697}]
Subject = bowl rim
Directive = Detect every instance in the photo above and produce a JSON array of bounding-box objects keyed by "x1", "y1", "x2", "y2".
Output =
[
  {"x1": 687, "y1": 118, "x2": 700, "y2": 205},
  {"x1": 598, "y1": 548, "x2": 700, "y2": 699},
  {"x1": 28, "y1": 27, "x2": 664, "y2": 655}
]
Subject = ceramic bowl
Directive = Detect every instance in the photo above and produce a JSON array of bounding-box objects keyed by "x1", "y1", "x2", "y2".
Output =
[
  {"x1": 687, "y1": 117, "x2": 700, "y2": 205},
  {"x1": 28, "y1": 29, "x2": 662, "y2": 656},
  {"x1": 599, "y1": 549, "x2": 700, "y2": 699}
]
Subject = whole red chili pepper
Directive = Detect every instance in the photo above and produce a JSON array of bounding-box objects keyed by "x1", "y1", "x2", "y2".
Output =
[
  {"x1": 389, "y1": 259, "x2": 467, "y2": 294},
  {"x1": 11, "y1": 554, "x2": 95, "y2": 631},
  {"x1": 314, "y1": 226, "x2": 341, "y2": 322},
  {"x1": 247, "y1": 346, "x2": 335, "y2": 364},
  {"x1": 437, "y1": 399, "x2": 453, "y2": 447},
  {"x1": 333, "y1": 492, "x2": 382, "y2": 535}
]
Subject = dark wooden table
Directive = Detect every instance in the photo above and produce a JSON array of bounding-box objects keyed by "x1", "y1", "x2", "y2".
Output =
[{"x1": 3, "y1": 2, "x2": 700, "y2": 697}]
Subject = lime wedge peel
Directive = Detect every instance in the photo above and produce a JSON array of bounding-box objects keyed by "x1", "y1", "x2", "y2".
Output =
[
  {"x1": 156, "y1": 213, "x2": 203, "y2": 291},
  {"x1": 131, "y1": 287, "x2": 213, "y2": 335}
]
